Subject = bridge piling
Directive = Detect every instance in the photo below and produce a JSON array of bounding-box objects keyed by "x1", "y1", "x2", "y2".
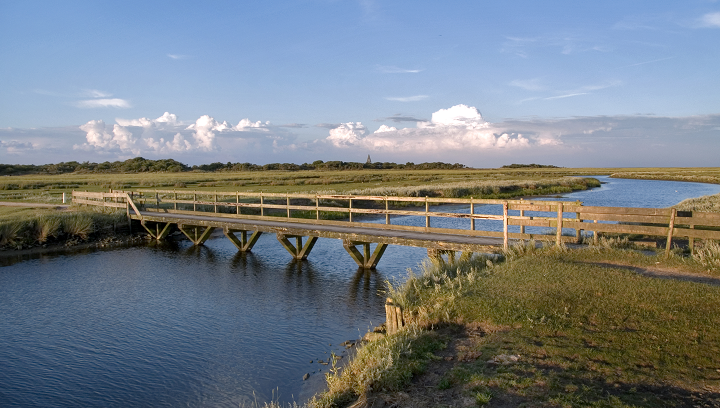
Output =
[
  {"x1": 224, "y1": 227, "x2": 262, "y2": 252},
  {"x1": 277, "y1": 233, "x2": 317, "y2": 260},
  {"x1": 343, "y1": 240, "x2": 388, "y2": 269},
  {"x1": 178, "y1": 224, "x2": 215, "y2": 246},
  {"x1": 141, "y1": 220, "x2": 172, "y2": 241}
]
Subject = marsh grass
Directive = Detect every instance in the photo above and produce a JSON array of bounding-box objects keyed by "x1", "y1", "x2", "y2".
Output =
[
  {"x1": 318, "y1": 242, "x2": 720, "y2": 407},
  {"x1": 674, "y1": 192, "x2": 720, "y2": 212},
  {"x1": 0, "y1": 207, "x2": 126, "y2": 248},
  {"x1": 310, "y1": 326, "x2": 445, "y2": 408}
]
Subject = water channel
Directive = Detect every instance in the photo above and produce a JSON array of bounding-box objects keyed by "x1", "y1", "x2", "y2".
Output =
[{"x1": 1, "y1": 177, "x2": 719, "y2": 407}]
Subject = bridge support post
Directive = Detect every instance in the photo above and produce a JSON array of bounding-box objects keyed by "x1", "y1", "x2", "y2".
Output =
[
  {"x1": 427, "y1": 248, "x2": 456, "y2": 264},
  {"x1": 343, "y1": 240, "x2": 388, "y2": 269},
  {"x1": 141, "y1": 220, "x2": 172, "y2": 241},
  {"x1": 178, "y1": 224, "x2": 216, "y2": 246},
  {"x1": 277, "y1": 233, "x2": 317, "y2": 260},
  {"x1": 224, "y1": 227, "x2": 262, "y2": 252}
]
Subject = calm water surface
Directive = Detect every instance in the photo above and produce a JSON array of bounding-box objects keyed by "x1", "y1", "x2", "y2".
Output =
[{"x1": 1, "y1": 177, "x2": 719, "y2": 407}]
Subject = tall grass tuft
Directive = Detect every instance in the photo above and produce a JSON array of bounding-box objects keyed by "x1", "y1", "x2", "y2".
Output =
[
  {"x1": 0, "y1": 221, "x2": 26, "y2": 246},
  {"x1": 36, "y1": 214, "x2": 62, "y2": 242},
  {"x1": 61, "y1": 213, "x2": 94, "y2": 239},
  {"x1": 694, "y1": 240, "x2": 720, "y2": 269}
]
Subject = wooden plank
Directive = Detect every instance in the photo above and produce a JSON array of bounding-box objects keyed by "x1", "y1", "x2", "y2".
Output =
[
  {"x1": 566, "y1": 205, "x2": 672, "y2": 216},
  {"x1": 577, "y1": 212, "x2": 673, "y2": 224},
  {"x1": 563, "y1": 220, "x2": 668, "y2": 236},
  {"x1": 676, "y1": 213, "x2": 720, "y2": 226}
]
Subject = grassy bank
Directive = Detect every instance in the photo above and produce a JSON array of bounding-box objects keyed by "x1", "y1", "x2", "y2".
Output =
[
  {"x1": 0, "y1": 206, "x2": 127, "y2": 250},
  {"x1": 307, "y1": 241, "x2": 720, "y2": 407},
  {"x1": 674, "y1": 192, "x2": 720, "y2": 213}
]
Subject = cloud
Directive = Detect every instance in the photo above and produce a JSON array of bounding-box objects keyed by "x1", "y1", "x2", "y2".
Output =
[
  {"x1": 376, "y1": 114, "x2": 427, "y2": 123},
  {"x1": 377, "y1": 65, "x2": 423, "y2": 74},
  {"x1": 81, "y1": 89, "x2": 113, "y2": 98},
  {"x1": 617, "y1": 56, "x2": 676, "y2": 68},
  {"x1": 279, "y1": 123, "x2": 307, "y2": 128},
  {"x1": 374, "y1": 125, "x2": 397, "y2": 133},
  {"x1": 167, "y1": 54, "x2": 190, "y2": 59},
  {"x1": 510, "y1": 78, "x2": 546, "y2": 92},
  {"x1": 316, "y1": 123, "x2": 342, "y2": 129},
  {"x1": 76, "y1": 98, "x2": 131, "y2": 109},
  {"x1": 545, "y1": 93, "x2": 588, "y2": 100},
  {"x1": 1, "y1": 139, "x2": 35, "y2": 153},
  {"x1": 385, "y1": 95, "x2": 429, "y2": 102},
  {"x1": 327, "y1": 104, "x2": 530, "y2": 152},
  {"x1": 76, "y1": 112, "x2": 291, "y2": 156},
  {"x1": 699, "y1": 12, "x2": 720, "y2": 28}
]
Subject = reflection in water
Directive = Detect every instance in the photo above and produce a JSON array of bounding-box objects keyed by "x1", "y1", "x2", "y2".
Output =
[{"x1": 348, "y1": 268, "x2": 384, "y2": 306}]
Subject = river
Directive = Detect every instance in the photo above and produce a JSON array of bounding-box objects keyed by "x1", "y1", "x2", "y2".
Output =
[{"x1": 1, "y1": 177, "x2": 719, "y2": 407}]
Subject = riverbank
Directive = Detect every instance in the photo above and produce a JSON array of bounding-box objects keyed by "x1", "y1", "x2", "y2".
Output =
[{"x1": 305, "y1": 241, "x2": 720, "y2": 408}]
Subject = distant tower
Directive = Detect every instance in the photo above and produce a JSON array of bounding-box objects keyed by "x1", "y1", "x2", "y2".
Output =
[{"x1": 366, "y1": 154, "x2": 372, "y2": 164}]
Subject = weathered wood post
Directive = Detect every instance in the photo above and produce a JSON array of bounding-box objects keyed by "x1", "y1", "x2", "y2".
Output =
[
  {"x1": 425, "y1": 196, "x2": 430, "y2": 228},
  {"x1": 689, "y1": 224, "x2": 695, "y2": 255},
  {"x1": 316, "y1": 195, "x2": 319, "y2": 220},
  {"x1": 174, "y1": 191, "x2": 178, "y2": 211},
  {"x1": 575, "y1": 212, "x2": 582, "y2": 243},
  {"x1": 214, "y1": 191, "x2": 218, "y2": 213},
  {"x1": 593, "y1": 220, "x2": 599, "y2": 245},
  {"x1": 385, "y1": 298, "x2": 404, "y2": 335},
  {"x1": 349, "y1": 198, "x2": 353, "y2": 222},
  {"x1": 665, "y1": 208, "x2": 677, "y2": 258},
  {"x1": 193, "y1": 191, "x2": 197, "y2": 212},
  {"x1": 470, "y1": 197, "x2": 475, "y2": 231},
  {"x1": 556, "y1": 202, "x2": 564, "y2": 246},
  {"x1": 260, "y1": 192, "x2": 264, "y2": 216},
  {"x1": 385, "y1": 196, "x2": 390, "y2": 224},
  {"x1": 503, "y1": 201, "x2": 509, "y2": 250},
  {"x1": 236, "y1": 192, "x2": 240, "y2": 215},
  {"x1": 287, "y1": 193, "x2": 291, "y2": 218}
]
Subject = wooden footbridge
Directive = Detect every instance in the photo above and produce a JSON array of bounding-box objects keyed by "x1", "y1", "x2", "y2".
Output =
[{"x1": 73, "y1": 190, "x2": 720, "y2": 269}]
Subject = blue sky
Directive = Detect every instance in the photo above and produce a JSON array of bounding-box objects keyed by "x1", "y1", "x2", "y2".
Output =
[{"x1": 1, "y1": 0, "x2": 719, "y2": 167}]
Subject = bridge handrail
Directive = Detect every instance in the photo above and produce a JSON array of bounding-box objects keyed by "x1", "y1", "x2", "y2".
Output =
[{"x1": 73, "y1": 189, "x2": 720, "y2": 255}]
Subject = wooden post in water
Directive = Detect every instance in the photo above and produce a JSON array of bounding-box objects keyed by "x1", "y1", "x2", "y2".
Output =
[
  {"x1": 556, "y1": 202, "x2": 564, "y2": 246},
  {"x1": 385, "y1": 298, "x2": 404, "y2": 335},
  {"x1": 665, "y1": 208, "x2": 677, "y2": 258}
]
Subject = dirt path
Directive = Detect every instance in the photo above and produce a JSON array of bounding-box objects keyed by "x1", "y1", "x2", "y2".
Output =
[{"x1": 586, "y1": 261, "x2": 720, "y2": 286}]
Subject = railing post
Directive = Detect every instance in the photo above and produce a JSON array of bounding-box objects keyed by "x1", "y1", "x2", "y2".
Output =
[
  {"x1": 287, "y1": 193, "x2": 291, "y2": 218},
  {"x1": 193, "y1": 191, "x2": 197, "y2": 212},
  {"x1": 425, "y1": 196, "x2": 430, "y2": 228},
  {"x1": 349, "y1": 198, "x2": 353, "y2": 222},
  {"x1": 236, "y1": 192, "x2": 240, "y2": 215},
  {"x1": 470, "y1": 197, "x2": 475, "y2": 231},
  {"x1": 556, "y1": 202, "x2": 564, "y2": 246},
  {"x1": 260, "y1": 192, "x2": 264, "y2": 216},
  {"x1": 316, "y1": 195, "x2": 319, "y2": 220},
  {"x1": 665, "y1": 208, "x2": 677, "y2": 258},
  {"x1": 214, "y1": 191, "x2": 218, "y2": 213},
  {"x1": 503, "y1": 201, "x2": 509, "y2": 250},
  {"x1": 174, "y1": 191, "x2": 178, "y2": 211},
  {"x1": 689, "y1": 224, "x2": 695, "y2": 256},
  {"x1": 385, "y1": 196, "x2": 390, "y2": 225}
]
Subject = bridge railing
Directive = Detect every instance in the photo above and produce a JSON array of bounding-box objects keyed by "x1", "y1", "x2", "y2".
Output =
[{"x1": 73, "y1": 189, "x2": 720, "y2": 254}]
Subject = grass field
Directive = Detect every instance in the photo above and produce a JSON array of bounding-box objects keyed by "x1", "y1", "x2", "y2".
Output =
[
  {"x1": 309, "y1": 242, "x2": 720, "y2": 408},
  {"x1": 2, "y1": 166, "x2": 719, "y2": 203}
]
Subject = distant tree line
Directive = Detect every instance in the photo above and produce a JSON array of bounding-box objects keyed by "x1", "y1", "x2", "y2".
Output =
[
  {"x1": 501, "y1": 163, "x2": 560, "y2": 169},
  {"x1": 0, "y1": 157, "x2": 466, "y2": 175}
]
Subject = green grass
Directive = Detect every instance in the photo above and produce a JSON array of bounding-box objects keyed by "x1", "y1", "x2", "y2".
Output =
[
  {"x1": 0, "y1": 207, "x2": 126, "y2": 249},
  {"x1": 314, "y1": 243, "x2": 720, "y2": 407}
]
